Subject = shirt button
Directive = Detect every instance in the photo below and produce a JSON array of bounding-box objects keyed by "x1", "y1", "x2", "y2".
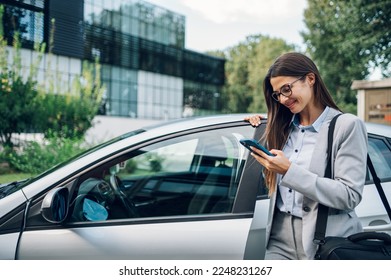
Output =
[
  {"x1": 303, "y1": 206, "x2": 311, "y2": 212},
  {"x1": 295, "y1": 149, "x2": 298, "y2": 153},
  {"x1": 289, "y1": 189, "x2": 292, "y2": 193},
  {"x1": 301, "y1": 129, "x2": 305, "y2": 133}
]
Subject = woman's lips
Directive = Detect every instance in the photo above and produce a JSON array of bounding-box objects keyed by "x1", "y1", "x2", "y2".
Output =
[{"x1": 284, "y1": 99, "x2": 297, "y2": 110}]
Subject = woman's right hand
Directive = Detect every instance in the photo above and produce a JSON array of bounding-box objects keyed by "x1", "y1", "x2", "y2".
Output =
[{"x1": 244, "y1": 115, "x2": 263, "y2": 127}]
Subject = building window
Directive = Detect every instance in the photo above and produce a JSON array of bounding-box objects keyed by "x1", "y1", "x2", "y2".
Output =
[
  {"x1": 1, "y1": 1, "x2": 45, "y2": 48},
  {"x1": 84, "y1": 0, "x2": 185, "y2": 48},
  {"x1": 101, "y1": 65, "x2": 138, "y2": 117},
  {"x1": 184, "y1": 81, "x2": 222, "y2": 117}
]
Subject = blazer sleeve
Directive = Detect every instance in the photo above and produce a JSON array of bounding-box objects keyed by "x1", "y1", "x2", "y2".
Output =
[{"x1": 280, "y1": 114, "x2": 368, "y2": 210}]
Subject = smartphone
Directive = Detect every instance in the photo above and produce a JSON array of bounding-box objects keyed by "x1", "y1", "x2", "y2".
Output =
[{"x1": 239, "y1": 139, "x2": 275, "y2": 157}]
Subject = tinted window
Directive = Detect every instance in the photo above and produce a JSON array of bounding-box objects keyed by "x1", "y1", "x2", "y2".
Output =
[
  {"x1": 368, "y1": 136, "x2": 391, "y2": 182},
  {"x1": 69, "y1": 125, "x2": 254, "y2": 222}
]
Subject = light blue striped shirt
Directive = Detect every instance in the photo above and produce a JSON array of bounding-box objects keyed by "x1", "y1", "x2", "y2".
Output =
[{"x1": 276, "y1": 107, "x2": 330, "y2": 217}]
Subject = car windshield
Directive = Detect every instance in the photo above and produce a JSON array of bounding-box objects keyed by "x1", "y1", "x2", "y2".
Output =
[
  {"x1": 0, "y1": 129, "x2": 146, "y2": 200},
  {"x1": 0, "y1": 179, "x2": 28, "y2": 199}
]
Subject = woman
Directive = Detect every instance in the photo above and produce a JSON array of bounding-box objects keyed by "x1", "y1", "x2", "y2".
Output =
[{"x1": 245, "y1": 52, "x2": 367, "y2": 260}]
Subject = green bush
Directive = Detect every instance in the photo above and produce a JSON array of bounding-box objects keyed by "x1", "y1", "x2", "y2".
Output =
[
  {"x1": 6, "y1": 136, "x2": 89, "y2": 174},
  {"x1": 37, "y1": 61, "x2": 105, "y2": 140}
]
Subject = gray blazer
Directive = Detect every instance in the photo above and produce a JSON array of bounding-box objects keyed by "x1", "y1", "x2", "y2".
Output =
[{"x1": 265, "y1": 108, "x2": 368, "y2": 259}]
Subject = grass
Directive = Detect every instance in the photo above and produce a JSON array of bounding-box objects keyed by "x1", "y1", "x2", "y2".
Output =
[
  {"x1": 0, "y1": 173, "x2": 33, "y2": 184},
  {"x1": 0, "y1": 161, "x2": 33, "y2": 184}
]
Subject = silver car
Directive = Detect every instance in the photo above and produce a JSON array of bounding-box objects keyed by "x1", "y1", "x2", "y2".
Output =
[{"x1": 0, "y1": 114, "x2": 390, "y2": 259}]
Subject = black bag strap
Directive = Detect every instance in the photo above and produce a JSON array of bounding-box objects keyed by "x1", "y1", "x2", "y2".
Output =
[
  {"x1": 314, "y1": 114, "x2": 391, "y2": 244},
  {"x1": 313, "y1": 114, "x2": 342, "y2": 244},
  {"x1": 367, "y1": 154, "x2": 391, "y2": 219}
]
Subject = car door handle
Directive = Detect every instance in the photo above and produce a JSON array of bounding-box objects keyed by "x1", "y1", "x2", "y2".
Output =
[{"x1": 363, "y1": 223, "x2": 391, "y2": 232}]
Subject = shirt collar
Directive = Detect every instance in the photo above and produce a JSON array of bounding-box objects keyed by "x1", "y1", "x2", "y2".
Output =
[{"x1": 290, "y1": 106, "x2": 330, "y2": 132}]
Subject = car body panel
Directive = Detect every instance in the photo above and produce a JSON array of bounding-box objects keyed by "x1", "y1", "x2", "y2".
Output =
[
  {"x1": 0, "y1": 233, "x2": 20, "y2": 259},
  {"x1": 17, "y1": 216, "x2": 253, "y2": 259},
  {"x1": 243, "y1": 198, "x2": 269, "y2": 260}
]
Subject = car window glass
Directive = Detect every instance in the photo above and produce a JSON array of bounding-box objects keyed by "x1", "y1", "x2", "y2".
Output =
[
  {"x1": 69, "y1": 125, "x2": 254, "y2": 222},
  {"x1": 122, "y1": 138, "x2": 198, "y2": 176},
  {"x1": 368, "y1": 137, "x2": 391, "y2": 181}
]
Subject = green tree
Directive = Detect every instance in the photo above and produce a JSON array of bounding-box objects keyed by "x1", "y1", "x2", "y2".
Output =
[
  {"x1": 222, "y1": 35, "x2": 295, "y2": 113},
  {"x1": 302, "y1": 0, "x2": 391, "y2": 113},
  {"x1": 223, "y1": 37, "x2": 256, "y2": 113},
  {"x1": 0, "y1": 73, "x2": 39, "y2": 147},
  {"x1": 247, "y1": 37, "x2": 295, "y2": 112},
  {"x1": 353, "y1": 0, "x2": 391, "y2": 77},
  {"x1": 0, "y1": 5, "x2": 45, "y2": 147}
]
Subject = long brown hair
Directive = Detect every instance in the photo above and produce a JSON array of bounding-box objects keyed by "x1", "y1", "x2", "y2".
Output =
[{"x1": 262, "y1": 52, "x2": 340, "y2": 195}]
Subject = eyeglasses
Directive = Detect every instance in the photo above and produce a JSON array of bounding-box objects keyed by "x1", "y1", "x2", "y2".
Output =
[{"x1": 271, "y1": 76, "x2": 304, "y2": 102}]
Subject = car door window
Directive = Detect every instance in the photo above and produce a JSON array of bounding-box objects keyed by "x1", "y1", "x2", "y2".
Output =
[
  {"x1": 69, "y1": 125, "x2": 254, "y2": 222},
  {"x1": 368, "y1": 136, "x2": 391, "y2": 182}
]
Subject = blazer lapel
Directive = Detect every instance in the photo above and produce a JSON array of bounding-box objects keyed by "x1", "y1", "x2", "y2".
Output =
[{"x1": 308, "y1": 108, "x2": 340, "y2": 176}]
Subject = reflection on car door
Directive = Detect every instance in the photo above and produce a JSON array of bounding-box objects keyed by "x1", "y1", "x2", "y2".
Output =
[
  {"x1": 242, "y1": 124, "x2": 269, "y2": 260},
  {"x1": 16, "y1": 122, "x2": 264, "y2": 259},
  {"x1": 356, "y1": 133, "x2": 391, "y2": 234}
]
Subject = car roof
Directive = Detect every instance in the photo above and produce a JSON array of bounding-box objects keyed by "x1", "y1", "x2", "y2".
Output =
[
  {"x1": 142, "y1": 115, "x2": 390, "y2": 138},
  {"x1": 142, "y1": 113, "x2": 254, "y2": 132},
  {"x1": 141, "y1": 115, "x2": 390, "y2": 140},
  {"x1": 365, "y1": 122, "x2": 391, "y2": 138}
]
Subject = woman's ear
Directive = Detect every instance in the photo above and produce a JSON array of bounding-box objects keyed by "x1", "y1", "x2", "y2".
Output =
[{"x1": 306, "y1": 73, "x2": 316, "y2": 87}]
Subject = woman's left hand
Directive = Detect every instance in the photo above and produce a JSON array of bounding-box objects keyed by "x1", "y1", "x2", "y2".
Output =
[
  {"x1": 244, "y1": 115, "x2": 263, "y2": 127},
  {"x1": 250, "y1": 148, "x2": 291, "y2": 175}
]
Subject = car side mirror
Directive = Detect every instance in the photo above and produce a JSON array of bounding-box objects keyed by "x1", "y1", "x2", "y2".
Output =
[{"x1": 41, "y1": 187, "x2": 69, "y2": 223}]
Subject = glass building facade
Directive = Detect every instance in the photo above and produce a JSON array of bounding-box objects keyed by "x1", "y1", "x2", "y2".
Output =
[{"x1": 1, "y1": 0, "x2": 225, "y2": 119}]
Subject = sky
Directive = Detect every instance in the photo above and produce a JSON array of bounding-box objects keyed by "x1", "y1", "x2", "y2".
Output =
[{"x1": 145, "y1": 0, "x2": 308, "y2": 52}]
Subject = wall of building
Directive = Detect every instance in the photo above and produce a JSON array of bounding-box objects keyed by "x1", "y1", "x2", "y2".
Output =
[
  {"x1": 14, "y1": 47, "x2": 82, "y2": 92},
  {"x1": 2, "y1": 0, "x2": 225, "y2": 123},
  {"x1": 137, "y1": 70, "x2": 183, "y2": 119},
  {"x1": 352, "y1": 78, "x2": 391, "y2": 125}
]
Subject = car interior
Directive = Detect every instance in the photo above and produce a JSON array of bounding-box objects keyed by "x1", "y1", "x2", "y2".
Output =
[{"x1": 68, "y1": 128, "x2": 248, "y2": 222}]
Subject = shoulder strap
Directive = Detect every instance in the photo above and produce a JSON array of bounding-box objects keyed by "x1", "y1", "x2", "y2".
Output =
[
  {"x1": 313, "y1": 113, "x2": 342, "y2": 244},
  {"x1": 324, "y1": 114, "x2": 342, "y2": 178}
]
